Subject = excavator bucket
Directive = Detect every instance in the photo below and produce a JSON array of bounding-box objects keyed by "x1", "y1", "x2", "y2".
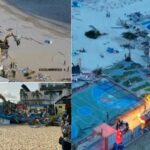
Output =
[{"x1": 16, "y1": 39, "x2": 21, "y2": 46}]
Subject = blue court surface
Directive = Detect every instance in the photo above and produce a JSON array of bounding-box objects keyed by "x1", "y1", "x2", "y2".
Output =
[
  {"x1": 141, "y1": 20, "x2": 150, "y2": 30},
  {"x1": 72, "y1": 79, "x2": 142, "y2": 143}
]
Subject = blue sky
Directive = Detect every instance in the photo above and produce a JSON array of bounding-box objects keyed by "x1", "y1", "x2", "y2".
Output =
[{"x1": 0, "y1": 83, "x2": 38, "y2": 103}]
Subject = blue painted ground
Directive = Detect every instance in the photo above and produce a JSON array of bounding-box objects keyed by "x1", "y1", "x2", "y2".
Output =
[
  {"x1": 72, "y1": 80, "x2": 142, "y2": 143},
  {"x1": 141, "y1": 20, "x2": 150, "y2": 30}
]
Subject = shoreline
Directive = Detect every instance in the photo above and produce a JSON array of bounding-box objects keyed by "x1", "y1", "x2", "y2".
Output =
[
  {"x1": 0, "y1": 0, "x2": 70, "y2": 38},
  {"x1": 0, "y1": 0, "x2": 71, "y2": 82}
]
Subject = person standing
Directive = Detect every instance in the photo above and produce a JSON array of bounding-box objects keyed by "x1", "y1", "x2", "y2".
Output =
[{"x1": 106, "y1": 112, "x2": 109, "y2": 122}]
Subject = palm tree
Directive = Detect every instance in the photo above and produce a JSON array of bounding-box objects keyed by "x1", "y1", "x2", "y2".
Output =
[
  {"x1": 20, "y1": 89, "x2": 28, "y2": 100},
  {"x1": 20, "y1": 89, "x2": 24, "y2": 99},
  {"x1": 122, "y1": 32, "x2": 138, "y2": 62},
  {"x1": 32, "y1": 90, "x2": 42, "y2": 99}
]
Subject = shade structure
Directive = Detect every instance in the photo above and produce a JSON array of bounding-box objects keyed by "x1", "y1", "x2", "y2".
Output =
[
  {"x1": 94, "y1": 123, "x2": 117, "y2": 138},
  {"x1": 94, "y1": 123, "x2": 117, "y2": 150}
]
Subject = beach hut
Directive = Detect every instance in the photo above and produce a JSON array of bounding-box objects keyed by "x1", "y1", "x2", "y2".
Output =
[{"x1": 94, "y1": 123, "x2": 117, "y2": 150}]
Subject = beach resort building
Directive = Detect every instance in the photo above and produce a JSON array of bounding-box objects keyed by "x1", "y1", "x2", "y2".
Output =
[{"x1": 19, "y1": 83, "x2": 71, "y2": 108}]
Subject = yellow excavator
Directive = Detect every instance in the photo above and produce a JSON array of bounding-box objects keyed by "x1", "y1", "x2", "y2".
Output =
[{"x1": 0, "y1": 32, "x2": 20, "y2": 50}]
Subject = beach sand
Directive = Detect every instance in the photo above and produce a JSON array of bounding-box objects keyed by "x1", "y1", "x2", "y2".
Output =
[
  {"x1": 0, "y1": 0, "x2": 71, "y2": 82},
  {"x1": 0, "y1": 125, "x2": 62, "y2": 150},
  {"x1": 72, "y1": 0, "x2": 149, "y2": 71}
]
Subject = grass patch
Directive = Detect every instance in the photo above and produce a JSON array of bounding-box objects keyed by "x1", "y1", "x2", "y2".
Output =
[{"x1": 132, "y1": 82, "x2": 150, "y2": 92}]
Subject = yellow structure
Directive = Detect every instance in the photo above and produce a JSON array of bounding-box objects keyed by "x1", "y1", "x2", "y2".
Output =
[
  {"x1": 144, "y1": 94, "x2": 150, "y2": 106},
  {"x1": 55, "y1": 104, "x2": 65, "y2": 115},
  {"x1": 118, "y1": 95, "x2": 150, "y2": 130}
]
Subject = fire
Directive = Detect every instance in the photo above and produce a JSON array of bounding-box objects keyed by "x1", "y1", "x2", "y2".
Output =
[{"x1": 139, "y1": 119, "x2": 145, "y2": 124}]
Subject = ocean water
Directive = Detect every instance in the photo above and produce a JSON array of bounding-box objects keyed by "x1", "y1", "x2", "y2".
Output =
[{"x1": 5, "y1": 0, "x2": 71, "y2": 24}]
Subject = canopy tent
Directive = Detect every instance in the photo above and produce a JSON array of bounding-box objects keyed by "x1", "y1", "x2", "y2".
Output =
[
  {"x1": 94, "y1": 123, "x2": 117, "y2": 150},
  {"x1": 107, "y1": 47, "x2": 119, "y2": 53},
  {"x1": 94, "y1": 123, "x2": 117, "y2": 138}
]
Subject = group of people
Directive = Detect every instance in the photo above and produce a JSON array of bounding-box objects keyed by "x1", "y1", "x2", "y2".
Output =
[
  {"x1": 59, "y1": 112, "x2": 71, "y2": 150},
  {"x1": 116, "y1": 119, "x2": 129, "y2": 133}
]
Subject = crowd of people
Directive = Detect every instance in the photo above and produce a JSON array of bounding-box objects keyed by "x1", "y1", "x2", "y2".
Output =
[
  {"x1": 59, "y1": 111, "x2": 71, "y2": 150},
  {"x1": 116, "y1": 119, "x2": 129, "y2": 133},
  {"x1": 2, "y1": 102, "x2": 72, "y2": 149}
]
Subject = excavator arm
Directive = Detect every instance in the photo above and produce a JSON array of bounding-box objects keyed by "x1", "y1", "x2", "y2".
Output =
[
  {"x1": 11, "y1": 33, "x2": 21, "y2": 46},
  {"x1": 0, "y1": 93, "x2": 6, "y2": 102},
  {"x1": 3, "y1": 32, "x2": 20, "y2": 46},
  {"x1": 4, "y1": 33, "x2": 13, "y2": 43}
]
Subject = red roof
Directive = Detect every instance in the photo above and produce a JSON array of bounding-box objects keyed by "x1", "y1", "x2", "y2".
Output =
[{"x1": 94, "y1": 123, "x2": 117, "y2": 138}]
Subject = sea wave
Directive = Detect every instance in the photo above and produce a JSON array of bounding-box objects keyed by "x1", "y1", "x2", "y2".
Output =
[{"x1": 5, "y1": 0, "x2": 71, "y2": 24}]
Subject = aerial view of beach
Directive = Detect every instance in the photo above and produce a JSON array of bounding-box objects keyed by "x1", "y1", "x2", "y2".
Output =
[
  {"x1": 72, "y1": 0, "x2": 150, "y2": 149},
  {"x1": 0, "y1": 0, "x2": 71, "y2": 82},
  {"x1": 0, "y1": 83, "x2": 71, "y2": 150}
]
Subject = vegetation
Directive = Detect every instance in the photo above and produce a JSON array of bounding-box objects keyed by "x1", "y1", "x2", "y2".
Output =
[
  {"x1": 20, "y1": 89, "x2": 28, "y2": 100},
  {"x1": 122, "y1": 31, "x2": 137, "y2": 40},
  {"x1": 144, "y1": 87, "x2": 150, "y2": 92},
  {"x1": 85, "y1": 30, "x2": 101, "y2": 39},
  {"x1": 122, "y1": 76, "x2": 143, "y2": 87},
  {"x1": 132, "y1": 82, "x2": 150, "y2": 92},
  {"x1": 123, "y1": 70, "x2": 137, "y2": 76},
  {"x1": 124, "y1": 63, "x2": 142, "y2": 71},
  {"x1": 122, "y1": 80, "x2": 132, "y2": 87},
  {"x1": 32, "y1": 90, "x2": 42, "y2": 99}
]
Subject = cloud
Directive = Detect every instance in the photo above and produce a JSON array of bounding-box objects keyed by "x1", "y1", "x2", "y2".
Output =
[{"x1": 0, "y1": 90, "x2": 19, "y2": 103}]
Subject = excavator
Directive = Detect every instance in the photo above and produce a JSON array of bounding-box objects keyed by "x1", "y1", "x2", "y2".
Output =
[
  {"x1": 0, "y1": 32, "x2": 20, "y2": 62},
  {"x1": 0, "y1": 32, "x2": 20, "y2": 50},
  {"x1": 0, "y1": 93, "x2": 8, "y2": 114},
  {"x1": 0, "y1": 93, "x2": 26, "y2": 124}
]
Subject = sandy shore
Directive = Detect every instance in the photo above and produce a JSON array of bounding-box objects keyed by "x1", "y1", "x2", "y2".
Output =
[
  {"x1": 72, "y1": 0, "x2": 148, "y2": 70},
  {"x1": 5, "y1": 0, "x2": 71, "y2": 25},
  {"x1": 0, "y1": 0, "x2": 71, "y2": 82},
  {"x1": 0, "y1": 125, "x2": 62, "y2": 150}
]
